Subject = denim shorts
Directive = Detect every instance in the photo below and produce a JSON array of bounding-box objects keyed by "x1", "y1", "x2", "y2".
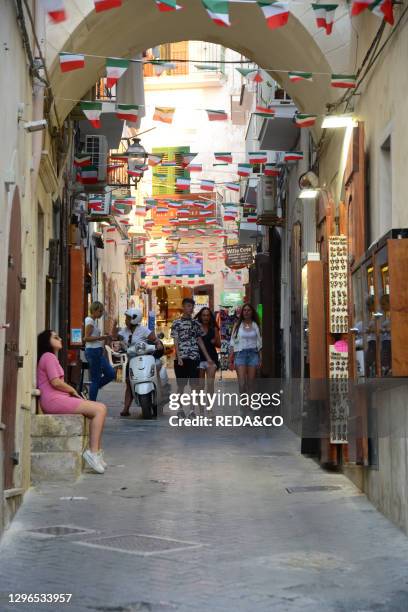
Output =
[{"x1": 234, "y1": 348, "x2": 260, "y2": 367}]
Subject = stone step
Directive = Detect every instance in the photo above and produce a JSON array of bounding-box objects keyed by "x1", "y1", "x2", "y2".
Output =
[
  {"x1": 31, "y1": 452, "x2": 82, "y2": 483},
  {"x1": 31, "y1": 435, "x2": 85, "y2": 453},
  {"x1": 31, "y1": 414, "x2": 86, "y2": 437}
]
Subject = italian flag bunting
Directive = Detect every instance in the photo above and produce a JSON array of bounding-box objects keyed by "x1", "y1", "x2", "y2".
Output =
[
  {"x1": 176, "y1": 178, "x2": 191, "y2": 190},
  {"x1": 249, "y1": 151, "x2": 268, "y2": 164},
  {"x1": 154, "y1": 0, "x2": 182, "y2": 11},
  {"x1": 88, "y1": 197, "x2": 103, "y2": 211},
  {"x1": 264, "y1": 163, "x2": 280, "y2": 177},
  {"x1": 77, "y1": 166, "x2": 99, "y2": 184},
  {"x1": 153, "y1": 106, "x2": 175, "y2": 123},
  {"x1": 295, "y1": 114, "x2": 317, "y2": 128},
  {"x1": 182, "y1": 153, "x2": 197, "y2": 168},
  {"x1": 148, "y1": 154, "x2": 163, "y2": 166},
  {"x1": 238, "y1": 163, "x2": 252, "y2": 177},
  {"x1": 257, "y1": 1, "x2": 290, "y2": 30},
  {"x1": 311, "y1": 4, "x2": 338, "y2": 35},
  {"x1": 254, "y1": 105, "x2": 275, "y2": 118},
  {"x1": 351, "y1": 0, "x2": 394, "y2": 24},
  {"x1": 74, "y1": 153, "x2": 92, "y2": 167},
  {"x1": 187, "y1": 164, "x2": 202, "y2": 172},
  {"x1": 202, "y1": 1, "x2": 231, "y2": 27},
  {"x1": 206, "y1": 109, "x2": 228, "y2": 121},
  {"x1": 80, "y1": 102, "x2": 103, "y2": 128},
  {"x1": 225, "y1": 182, "x2": 240, "y2": 192},
  {"x1": 59, "y1": 53, "x2": 85, "y2": 73},
  {"x1": 331, "y1": 74, "x2": 356, "y2": 88},
  {"x1": 215, "y1": 152, "x2": 233, "y2": 163},
  {"x1": 116, "y1": 104, "x2": 139, "y2": 122},
  {"x1": 288, "y1": 71, "x2": 313, "y2": 82},
  {"x1": 236, "y1": 68, "x2": 263, "y2": 82},
  {"x1": 43, "y1": 0, "x2": 66, "y2": 23},
  {"x1": 284, "y1": 151, "x2": 304, "y2": 162},
  {"x1": 94, "y1": 0, "x2": 122, "y2": 12},
  {"x1": 106, "y1": 58, "x2": 129, "y2": 89},
  {"x1": 200, "y1": 180, "x2": 215, "y2": 191},
  {"x1": 224, "y1": 208, "x2": 238, "y2": 221}
]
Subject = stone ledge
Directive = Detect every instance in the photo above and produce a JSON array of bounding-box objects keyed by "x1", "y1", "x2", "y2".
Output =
[
  {"x1": 31, "y1": 452, "x2": 82, "y2": 483},
  {"x1": 31, "y1": 414, "x2": 86, "y2": 437}
]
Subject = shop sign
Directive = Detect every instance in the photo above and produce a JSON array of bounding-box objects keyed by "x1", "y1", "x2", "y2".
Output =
[
  {"x1": 225, "y1": 245, "x2": 254, "y2": 269},
  {"x1": 329, "y1": 343, "x2": 349, "y2": 444},
  {"x1": 220, "y1": 291, "x2": 244, "y2": 307},
  {"x1": 328, "y1": 235, "x2": 348, "y2": 333},
  {"x1": 193, "y1": 295, "x2": 209, "y2": 316}
]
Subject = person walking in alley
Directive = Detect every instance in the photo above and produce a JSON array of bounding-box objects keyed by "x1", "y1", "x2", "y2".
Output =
[
  {"x1": 194, "y1": 307, "x2": 220, "y2": 407},
  {"x1": 229, "y1": 303, "x2": 262, "y2": 395},
  {"x1": 171, "y1": 297, "x2": 215, "y2": 418},
  {"x1": 37, "y1": 330, "x2": 107, "y2": 474},
  {"x1": 115, "y1": 308, "x2": 161, "y2": 417},
  {"x1": 84, "y1": 301, "x2": 115, "y2": 402}
]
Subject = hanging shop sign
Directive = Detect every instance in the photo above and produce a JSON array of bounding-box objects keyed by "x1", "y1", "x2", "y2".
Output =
[
  {"x1": 225, "y1": 245, "x2": 254, "y2": 269},
  {"x1": 329, "y1": 343, "x2": 349, "y2": 444},
  {"x1": 328, "y1": 235, "x2": 348, "y2": 333},
  {"x1": 220, "y1": 291, "x2": 244, "y2": 307}
]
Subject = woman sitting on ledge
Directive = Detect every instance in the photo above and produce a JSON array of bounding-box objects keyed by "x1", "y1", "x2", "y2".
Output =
[{"x1": 37, "y1": 330, "x2": 107, "y2": 475}]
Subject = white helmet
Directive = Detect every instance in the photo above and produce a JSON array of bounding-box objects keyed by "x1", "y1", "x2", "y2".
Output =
[{"x1": 124, "y1": 308, "x2": 142, "y2": 325}]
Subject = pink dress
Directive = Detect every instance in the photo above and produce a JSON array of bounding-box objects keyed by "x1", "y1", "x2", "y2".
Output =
[{"x1": 37, "y1": 352, "x2": 83, "y2": 414}]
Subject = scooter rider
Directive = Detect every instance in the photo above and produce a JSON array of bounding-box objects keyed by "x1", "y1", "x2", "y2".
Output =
[{"x1": 117, "y1": 308, "x2": 161, "y2": 417}]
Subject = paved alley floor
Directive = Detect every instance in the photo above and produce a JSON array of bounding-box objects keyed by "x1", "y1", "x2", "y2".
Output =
[{"x1": 1, "y1": 381, "x2": 408, "y2": 612}]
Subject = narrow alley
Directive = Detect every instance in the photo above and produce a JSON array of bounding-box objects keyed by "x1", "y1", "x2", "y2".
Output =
[{"x1": 1, "y1": 383, "x2": 408, "y2": 612}]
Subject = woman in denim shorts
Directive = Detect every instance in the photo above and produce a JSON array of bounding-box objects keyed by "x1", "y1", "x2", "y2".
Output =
[{"x1": 229, "y1": 303, "x2": 262, "y2": 394}]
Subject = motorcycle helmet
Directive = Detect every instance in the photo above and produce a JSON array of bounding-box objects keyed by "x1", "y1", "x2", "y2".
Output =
[{"x1": 124, "y1": 308, "x2": 142, "y2": 325}]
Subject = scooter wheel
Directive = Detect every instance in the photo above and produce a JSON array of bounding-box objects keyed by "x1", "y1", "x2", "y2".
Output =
[{"x1": 139, "y1": 393, "x2": 153, "y2": 419}]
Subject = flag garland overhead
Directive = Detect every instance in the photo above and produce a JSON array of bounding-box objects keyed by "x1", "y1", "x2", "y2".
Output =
[
  {"x1": 215, "y1": 152, "x2": 233, "y2": 163},
  {"x1": 80, "y1": 101, "x2": 103, "y2": 128},
  {"x1": 295, "y1": 114, "x2": 317, "y2": 127},
  {"x1": 153, "y1": 106, "x2": 176, "y2": 123},
  {"x1": 254, "y1": 105, "x2": 275, "y2": 118},
  {"x1": 330, "y1": 74, "x2": 357, "y2": 88},
  {"x1": 206, "y1": 109, "x2": 228, "y2": 121},
  {"x1": 288, "y1": 71, "x2": 313, "y2": 83},
  {"x1": 116, "y1": 104, "x2": 140, "y2": 122},
  {"x1": 94, "y1": 0, "x2": 122, "y2": 12},
  {"x1": 106, "y1": 58, "x2": 129, "y2": 88},
  {"x1": 43, "y1": 0, "x2": 66, "y2": 23},
  {"x1": 155, "y1": 0, "x2": 182, "y2": 11},
  {"x1": 202, "y1": 0, "x2": 231, "y2": 27},
  {"x1": 311, "y1": 4, "x2": 338, "y2": 35},
  {"x1": 59, "y1": 53, "x2": 85, "y2": 72},
  {"x1": 351, "y1": 0, "x2": 394, "y2": 25},
  {"x1": 257, "y1": 1, "x2": 290, "y2": 30}
]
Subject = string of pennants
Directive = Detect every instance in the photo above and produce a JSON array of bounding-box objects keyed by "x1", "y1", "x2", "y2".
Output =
[{"x1": 45, "y1": 0, "x2": 395, "y2": 29}]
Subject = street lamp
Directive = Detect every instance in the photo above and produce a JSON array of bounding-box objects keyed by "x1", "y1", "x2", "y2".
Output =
[{"x1": 124, "y1": 137, "x2": 147, "y2": 186}]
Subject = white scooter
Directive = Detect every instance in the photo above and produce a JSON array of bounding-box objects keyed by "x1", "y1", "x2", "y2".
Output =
[{"x1": 127, "y1": 339, "x2": 170, "y2": 419}]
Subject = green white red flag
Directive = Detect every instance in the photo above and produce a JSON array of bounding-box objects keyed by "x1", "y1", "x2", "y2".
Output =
[
  {"x1": 43, "y1": 0, "x2": 66, "y2": 23},
  {"x1": 224, "y1": 208, "x2": 238, "y2": 221},
  {"x1": 246, "y1": 213, "x2": 257, "y2": 223},
  {"x1": 295, "y1": 114, "x2": 317, "y2": 128},
  {"x1": 74, "y1": 153, "x2": 92, "y2": 167},
  {"x1": 284, "y1": 151, "x2": 304, "y2": 162},
  {"x1": 257, "y1": 1, "x2": 290, "y2": 30},
  {"x1": 249, "y1": 151, "x2": 268, "y2": 164},
  {"x1": 311, "y1": 4, "x2": 338, "y2": 35},
  {"x1": 88, "y1": 197, "x2": 104, "y2": 211},
  {"x1": 80, "y1": 102, "x2": 103, "y2": 128},
  {"x1": 236, "y1": 68, "x2": 263, "y2": 82},
  {"x1": 330, "y1": 74, "x2": 356, "y2": 88},
  {"x1": 200, "y1": 180, "x2": 215, "y2": 191},
  {"x1": 288, "y1": 71, "x2": 313, "y2": 83},
  {"x1": 187, "y1": 164, "x2": 203, "y2": 172},
  {"x1": 202, "y1": 1, "x2": 231, "y2": 27},
  {"x1": 264, "y1": 164, "x2": 280, "y2": 177},
  {"x1": 225, "y1": 182, "x2": 240, "y2": 192},
  {"x1": 215, "y1": 152, "x2": 233, "y2": 163},
  {"x1": 148, "y1": 154, "x2": 163, "y2": 166},
  {"x1": 59, "y1": 53, "x2": 85, "y2": 72},
  {"x1": 77, "y1": 166, "x2": 99, "y2": 184},
  {"x1": 351, "y1": 0, "x2": 394, "y2": 25},
  {"x1": 161, "y1": 160, "x2": 177, "y2": 167},
  {"x1": 182, "y1": 153, "x2": 197, "y2": 168},
  {"x1": 153, "y1": 106, "x2": 175, "y2": 123},
  {"x1": 238, "y1": 163, "x2": 252, "y2": 177},
  {"x1": 254, "y1": 105, "x2": 275, "y2": 118},
  {"x1": 154, "y1": 0, "x2": 182, "y2": 11},
  {"x1": 206, "y1": 109, "x2": 228, "y2": 121},
  {"x1": 94, "y1": 0, "x2": 122, "y2": 12},
  {"x1": 176, "y1": 178, "x2": 191, "y2": 190},
  {"x1": 106, "y1": 58, "x2": 129, "y2": 89}
]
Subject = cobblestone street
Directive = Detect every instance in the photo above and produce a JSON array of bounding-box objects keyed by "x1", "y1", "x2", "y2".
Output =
[{"x1": 1, "y1": 381, "x2": 408, "y2": 612}]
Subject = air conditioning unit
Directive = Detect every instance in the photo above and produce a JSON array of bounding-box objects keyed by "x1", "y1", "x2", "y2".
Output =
[
  {"x1": 84, "y1": 135, "x2": 108, "y2": 181},
  {"x1": 257, "y1": 175, "x2": 278, "y2": 215}
]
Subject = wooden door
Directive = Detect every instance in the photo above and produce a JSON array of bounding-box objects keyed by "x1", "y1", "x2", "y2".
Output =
[{"x1": 1, "y1": 190, "x2": 22, "y2": 490}]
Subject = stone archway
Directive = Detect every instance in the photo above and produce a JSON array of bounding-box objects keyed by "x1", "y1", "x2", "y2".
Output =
[{"x1": 46, "y1": 0, "x2": 352, "y2": 123}]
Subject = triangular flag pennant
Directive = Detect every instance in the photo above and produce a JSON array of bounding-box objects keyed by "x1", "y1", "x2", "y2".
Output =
[
  {"x1": 236, "y1": 67, "x2": 258, "y2": 79},
  {"x1": 311, "y1": 4, "x2": 338, "y2": 35},
  {"x1": 249, "y1": 151, "x2": 268, "y2": 164},
  {"x1": 351, "y1": 0, "x2": 394, "y2": 24},
  {"x1": 74, "y1": 153, "x2": 92, "y2": 168},
  {"x1": 331, "y1": 74, "x2": 357, "y2": 88},
  {"x1": 288, "y1": 71, "x2": 313, "y2": 83},
  {"x1": 257, "y1": 1, "x2": 290, "y2": 30},
  {"x1": 202, "y1": 0, "x2": 231, "y2": 27},
  {"x1": 106, "y1": 58, "x2": 129, "y2": 89},
  {"x1": 264, "y1": 163, "x2": 280, "y2": 177},
  {"x1": 187, "y1": 164, "x2": 203, "y2": 172},
  {"x1": 225, "y1": 182, "x2": 240, "y2": 192},
  {"x1": 94, "y1": 0, "x2": 122, "y2": 13},
  {"x1": 153, "y1": 107, "x2": 175, "y2": 123},
  {"x1": 284, "y1": 151, "x2": 304, "y2": 162},
  {"x1": 80, "y1": 102, "x2": 103, "y2": 128},
  {"x1": 254, "y1": 105, "x2": 275, "y2": 118},
  {"x1": 238, "y1": 163, "x2": 252, "y2": 177},
  {"x1": 206, "y1": 109, "x2": 228, "y2": 121},
  {"x1": 154, "y1": 0, "x2": 182, "y2": 11},
  {"x1": 295, "y1": 114, "x2": 317, "y2": 128},
  {"x1": 215, "y1": 152, "x2": 233, "y2": 163},
  {"x1": 176, "y1": 178, "x2": 191, "y2": 190},
  {"x1": 253, "y1": 71, "x2": 264, "y2": 83},
  {"x1": 116, "y1": 104, "x2": 140, "y2": 122},
  {"x1": 43, "y1": 0, "x2": 66, "y2": 23},
  {"x1": 77, "y1": 166, "x2": 99, "y2": 184},
  {"x1": 182, "y1": 153, "x2": 197, "y2": 168},
  {"x1": 200, "y1": 180, "x2": 215, "y2": 191},
  {"x1": 59, "y1": 53, "x2": 85, "y2": 73},
  {"x1": 148, "y1": 154, "x2": 163, "y2": 166}
]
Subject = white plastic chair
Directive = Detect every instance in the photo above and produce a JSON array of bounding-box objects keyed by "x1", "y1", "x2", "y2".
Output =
[{"x1": 105, "y1": 345, "x2": 128, "y2": 381}]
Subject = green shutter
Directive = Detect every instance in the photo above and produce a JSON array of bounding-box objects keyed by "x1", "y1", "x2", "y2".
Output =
[{"x1": 152, "y1": 145, "x2": 190, "y2": 196}]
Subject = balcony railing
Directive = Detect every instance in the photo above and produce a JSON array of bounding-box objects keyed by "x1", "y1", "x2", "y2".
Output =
[{"x1": 144, "y1": 41, "x2": 226, "y2": 78}]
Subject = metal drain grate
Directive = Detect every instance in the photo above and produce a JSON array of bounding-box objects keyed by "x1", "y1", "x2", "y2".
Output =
[
  {"x1": 27, "y1": 525, "x2": 95, "y2": 537},
  {"x1": 286, "y1": 485, "x2": 342, "y2": 494},
  {"x1": 76, "y1": 533, "x2": 202, "y2": 556}
]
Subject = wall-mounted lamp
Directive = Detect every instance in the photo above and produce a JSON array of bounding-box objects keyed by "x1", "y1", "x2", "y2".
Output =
[
  {"x1": 23, "y1": 119, "x2": 47, "y2": 133},
  {"x1": 322, "y1": 115, "x2": 357, "y2": 129}
]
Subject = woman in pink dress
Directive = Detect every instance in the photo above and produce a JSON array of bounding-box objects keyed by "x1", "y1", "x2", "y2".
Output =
[{"x1": 37, "y1": 330, "x2": 107, "y2": 474}]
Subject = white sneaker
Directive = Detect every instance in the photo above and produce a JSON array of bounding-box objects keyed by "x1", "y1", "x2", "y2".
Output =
[
  {"x1": 83, "y1": 449, "x2": 105, "y2": 474},
  {"x1": 97, "y1": 450, "x2": 107, "y2": 469}
]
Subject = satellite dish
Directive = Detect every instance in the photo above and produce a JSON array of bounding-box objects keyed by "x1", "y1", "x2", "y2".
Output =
[{"x1": 299, "y1": 171, "x2": 319, "y2": 190}]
